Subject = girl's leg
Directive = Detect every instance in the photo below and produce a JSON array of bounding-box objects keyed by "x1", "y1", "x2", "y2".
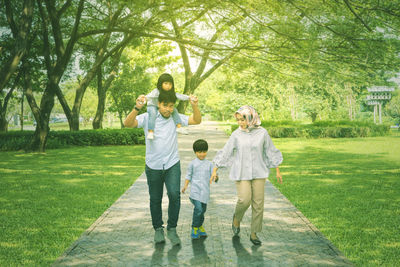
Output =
[
  {"x1": 234, "y1": 180, "x2": 252, "y2": 225},
  {"x1": 147, "y1": 105, "x2": 157, "y2": 136},
  {"x1": 250, "y1": 178, "x2": 266, "y2": 233}
]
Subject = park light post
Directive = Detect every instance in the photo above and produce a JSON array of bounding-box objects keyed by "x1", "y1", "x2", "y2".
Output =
[{"x1": 366, "y1": 86, "x2": 394, "y2": 124}]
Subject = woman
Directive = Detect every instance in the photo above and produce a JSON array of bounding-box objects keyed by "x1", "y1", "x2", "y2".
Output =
[{"x1": 210, "y1": 105, "x2": 283, "y2": 245}]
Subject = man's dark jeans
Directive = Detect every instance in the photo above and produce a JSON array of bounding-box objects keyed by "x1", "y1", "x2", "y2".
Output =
[{"x1": 145, "y1": 161, "x2": 181, "y2": 230}]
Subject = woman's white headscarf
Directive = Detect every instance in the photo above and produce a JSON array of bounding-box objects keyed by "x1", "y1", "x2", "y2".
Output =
[{"x1": 235, "y1": 105, "x2": 261, "y2": 130}]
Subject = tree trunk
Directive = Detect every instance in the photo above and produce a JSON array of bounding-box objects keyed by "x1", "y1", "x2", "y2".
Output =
[
  {"x1": 22, "y1": 53, "x2": 55, "y2": 152},
  {"x1": 93, "y1": 97, "x2": 106, "y2": 128},
  {"x1": 311, "y1": 112, "x2": 318, "y2": 122},
  {"x1": 0, "y1": 112, "x2": 8, "y2": 132},
  {"x1": 20, "y1": 90, "x2": 24, "y2": 131},
  {"x1": 30, "y1": 122, "x2": 50, "y2": 152},
  {"x1": 118, "y1": 111, "x2": 124, "y2": 128},
  {"x1": 93, "y1": 50, "x2": 122, "y2": 129},
  {"x1": 93, "y1": 69, "x2": 105, "y2": 129},
  {"x1": 0, "y1": 71, "x2": 21, "y2": 132},
  {"x1": 25, "y1": 80, "x2": 55, "y2": 152}
]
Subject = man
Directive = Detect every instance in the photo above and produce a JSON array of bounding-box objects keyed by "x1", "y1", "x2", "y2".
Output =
[{"x1": 124, "y1": 90, "x2": 201, "y2": 245}]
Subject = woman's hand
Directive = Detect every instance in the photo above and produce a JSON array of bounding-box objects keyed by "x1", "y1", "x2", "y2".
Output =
[{"x1": 276, "y1": 167, "x2": 283, "y2": 184}]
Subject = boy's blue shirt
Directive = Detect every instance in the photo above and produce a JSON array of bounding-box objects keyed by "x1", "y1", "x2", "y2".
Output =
[{"x1": 186, "y1": 158, "x2": 214, "y2": 204}]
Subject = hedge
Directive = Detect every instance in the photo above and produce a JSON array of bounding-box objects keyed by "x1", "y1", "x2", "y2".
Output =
[
  {"x1": 231, "y1": 121, "x2": 390, "y2": 138},
  {"x1": 0, "y1": 128, "x2": 145, "y2": 151}
]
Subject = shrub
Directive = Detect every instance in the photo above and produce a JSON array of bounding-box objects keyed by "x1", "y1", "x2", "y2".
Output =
[
  {"x1": 230, "y1": 121, "x2": 390, "y2": 138},
  {"x1": 0, "y1": 128, "x2": 145, "y2": 151}
]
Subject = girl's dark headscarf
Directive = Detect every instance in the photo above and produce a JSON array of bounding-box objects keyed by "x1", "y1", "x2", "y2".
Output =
[{"x1": 157, "y1": 73, "x2": 175, "y2": 92}]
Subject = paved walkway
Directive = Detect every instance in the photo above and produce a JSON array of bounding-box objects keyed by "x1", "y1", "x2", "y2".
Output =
[{"x1": 53, "y1": 121, "x2": 352, "y2": 266}]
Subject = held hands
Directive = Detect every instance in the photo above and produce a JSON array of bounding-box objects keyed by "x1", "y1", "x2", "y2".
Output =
[{"x1": 209, "y1": 168, "x2": 219, "y2": 184}]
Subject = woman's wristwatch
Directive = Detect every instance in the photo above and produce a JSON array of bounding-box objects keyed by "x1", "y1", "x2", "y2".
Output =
[{"x1": 134, "y1": 106, "x2": 141, "y2": 111}]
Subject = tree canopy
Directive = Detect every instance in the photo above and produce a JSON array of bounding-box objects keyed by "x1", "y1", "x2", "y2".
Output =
[{"x1": 1, "y1": 0, "x2": 399, "y2": 150}]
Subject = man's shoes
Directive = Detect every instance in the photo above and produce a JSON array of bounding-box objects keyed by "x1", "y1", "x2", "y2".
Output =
[
  {"x1": 147, "y1": 131, "x2": 154, "y2": 140},
  {"x1": 167, "y1": 227, "x2": 181, "y2": 246},
  {"x1": 232, "y1": 214, "x2": 240, "y2": 236},
  {"x1": 191, "y1": 227, "x2": 200, "y2": 239},
  {"x1": 176, "y1": 127, "x2": 189, "y2": 135},
  {"x1": 154, "y1": 227, "x2": 165, "y2": 244},
  {"x1": 250, "y1": 234, "x2": 262, "y2": 246},
  {"x1": 198, "y1": 225, "x2": 207, "y2": 237}
]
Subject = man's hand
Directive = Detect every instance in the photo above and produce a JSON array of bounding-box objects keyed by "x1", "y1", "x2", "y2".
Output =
[
  {"x1": 136, "y1": 95, "x2": 147, "y2": 110},
  {"x1": 188, "y1": 95, "x2": 201, "y2": 125},
  {"x1": 189, "y1": 95, "x2": 198, "y2": 106},
  {"x1": 181, "y1": 186, "x2": 187, "y2": 193}
]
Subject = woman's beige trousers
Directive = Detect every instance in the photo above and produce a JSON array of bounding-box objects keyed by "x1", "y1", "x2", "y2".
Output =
[{"x1": 234, "y1": 178, "x2": 266, "y2": 233}]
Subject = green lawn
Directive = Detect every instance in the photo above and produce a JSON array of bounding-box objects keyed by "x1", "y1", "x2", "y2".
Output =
[
  {"x1": 1, "y1": 134, "x2": 399, "y2": 266},
  {"x1": 0, "y1": 145, "x2": 145, "y2": 266},
  {"x1": 270, "y1": 135, "x2": 400, "y2": 266}
]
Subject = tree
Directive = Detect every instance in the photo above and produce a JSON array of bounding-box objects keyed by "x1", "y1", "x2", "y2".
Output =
[
  {"x1": 0, "y1": 0, "x2": 34, "y2": 132},
  {"x1": 386, "y1": 90, "x2": 400, "y2": 125},
  {"x1": 22, "y1": 0, "x2": 167, "y2": 150},
  {"x1": 108, "y1": 40, "x2": 176, "y2": 127},
  {"x1": 92, "y1": 49, "x2": 123, "y2": 129},
  {"x1": 23, "y1": 0, "x2": 85, "y2": 152},
  {"x1": 55, "y1": 5, "x2": 134, "y2": 131},
  {"x1": 132, "y1": 0, "x2": 400, "y2": 115}
]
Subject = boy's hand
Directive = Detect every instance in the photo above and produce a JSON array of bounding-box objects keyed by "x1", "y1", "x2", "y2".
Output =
[{"x1": 181, "y1": 186, "x2": 187, "y2": 193}]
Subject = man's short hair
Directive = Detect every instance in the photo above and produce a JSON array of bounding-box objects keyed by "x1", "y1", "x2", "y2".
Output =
[
  {"x1": 158, "y1": 90, "x2": 177, "y2": 104},
  {"x1": 193, "y1": 139, "x2": 208, "y2": 152}
]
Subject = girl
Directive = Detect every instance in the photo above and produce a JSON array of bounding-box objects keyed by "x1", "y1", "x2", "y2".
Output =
[{"x1": 144, "y1": 73, "x2": 190, "y2": 139}]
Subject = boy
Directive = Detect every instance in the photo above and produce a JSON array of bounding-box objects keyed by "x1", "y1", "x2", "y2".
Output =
[{"x1": 181, "y1": 139, "x2": 215, "y2": 239}]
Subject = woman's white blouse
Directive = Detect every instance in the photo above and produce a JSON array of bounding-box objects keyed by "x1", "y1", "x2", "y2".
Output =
[{"x1": 213, "y1": 127, "x2": 283, "y2": 180}]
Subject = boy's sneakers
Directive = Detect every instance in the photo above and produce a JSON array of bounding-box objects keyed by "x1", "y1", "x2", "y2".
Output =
[
  {"x1": 176, "y1": 127, "x2": 189, "y2": 135},
  {"x1": 167, "y1": 227, "x2": 181, "y2": 246},
  {"x1": 191, "y1": 227, "x2": 200, "y2": 239},
  {"x1": 147, "y1": 131, "x2": 154, "y2": 140},
  {"x1": 154, "y1": 227, "x2": 165, "y2": 244},
  {"x1": 198, "y1": 225, "x2": 207, "y2": 237}
]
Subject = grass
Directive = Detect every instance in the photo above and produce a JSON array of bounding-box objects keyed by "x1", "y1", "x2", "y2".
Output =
[
  {"x1": 1, "y1": 130, "x2": 399, "y2": 266},
  {"x1": 0, "y1": 145, "x2": 145, "y2": 266},
  {"x1": 270, "y1": 135, "x2": 400, "y2": 266}
]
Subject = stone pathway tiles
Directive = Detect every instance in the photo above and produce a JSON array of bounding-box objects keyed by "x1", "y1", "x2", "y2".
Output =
[{"x1": 53, "y1": 121, "x2": 353, "y2": 266}]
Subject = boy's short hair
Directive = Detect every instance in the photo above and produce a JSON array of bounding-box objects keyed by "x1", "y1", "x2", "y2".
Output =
[
  {"x1": 158, "y1": 90, "x2": 177, "y2": 104},
  {"x1": 193, "y1": 139, "x2": 208, "y2": 152}
]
